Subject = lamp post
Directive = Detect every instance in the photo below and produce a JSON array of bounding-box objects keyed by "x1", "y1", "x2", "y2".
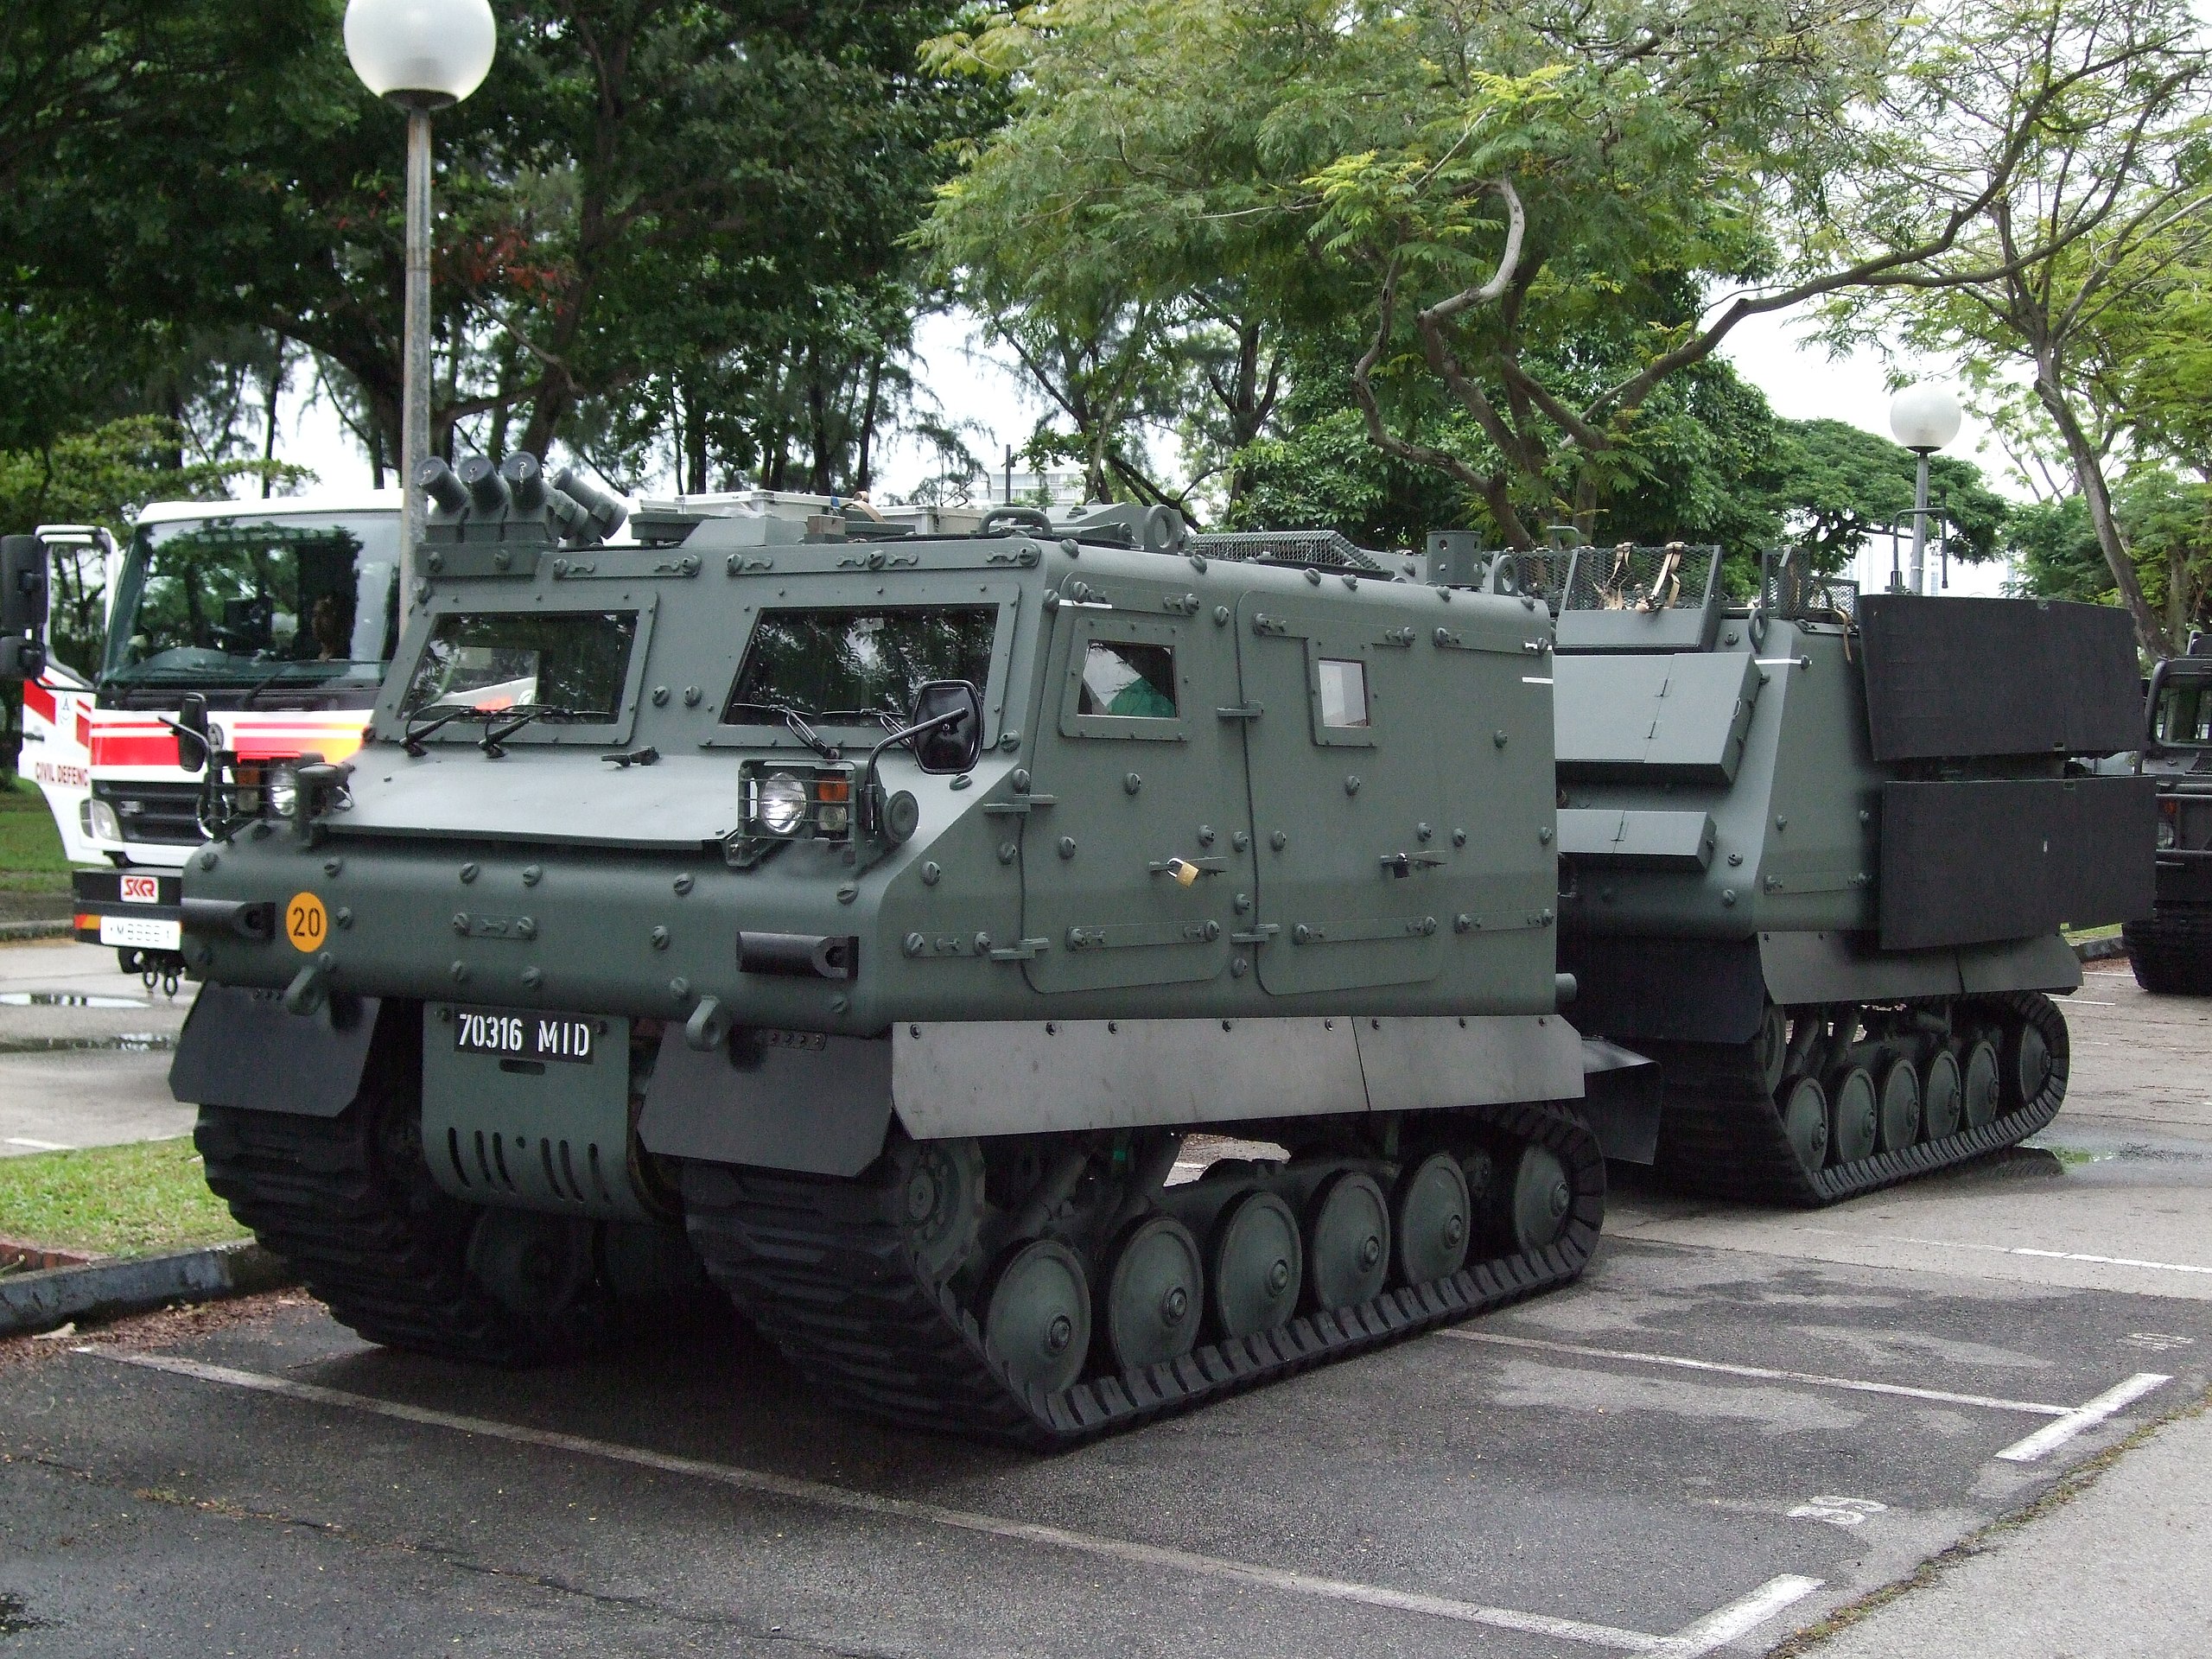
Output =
[
  {"x1": 343, "y1": 0, "x2": 497, "y2": 587},
  {"x1": 1888, "y1": 384, "x2": 1962, "y2": 596}
]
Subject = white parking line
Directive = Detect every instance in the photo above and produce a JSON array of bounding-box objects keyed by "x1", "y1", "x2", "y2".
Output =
[
  {"x1": 1666, "y1": 1574, "x2": 1825, "y2": 1655},
  {"x1": 1993, "y1": 1372, "x2": 2172, "y2": 1463},
  {"x1": 1444, "y1": 1331, "x2": 2173, "y2": 1463},
  {"x1": 1440, "y1": 1330, "x2": 2075, "y2": 1415},
  {"x1": 3, "y1": 1136, "x2": 70, "y2": 1151},
  {"x1": 89, "y1": 1347, "x2": 1820, "y2": 1656},
  {"x1": 1791, "y1": 1227, "x2": 2212, "y2": 1277}
]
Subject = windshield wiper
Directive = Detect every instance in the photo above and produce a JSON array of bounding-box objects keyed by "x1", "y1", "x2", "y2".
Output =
[
  {"x1": 480, "y1": 704, "x2": 604, "y2": 757},
  {"x1": 403, "y1": 703, "x2": 493, "y2": 755},
  {"x1": 241, "y1": 660, "x2": 385, "y2": 705},
  {"x1": 724, "y1": 702, "x2": 906, "y2": 757}
]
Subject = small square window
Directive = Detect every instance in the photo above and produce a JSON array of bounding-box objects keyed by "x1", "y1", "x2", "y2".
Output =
[
  {"x1": 1318, "y1": 658, "x2": 1370, "y2": 728},
  {"x1": 1080, "y1": 640, "x2": 1179, "y2": 717}
]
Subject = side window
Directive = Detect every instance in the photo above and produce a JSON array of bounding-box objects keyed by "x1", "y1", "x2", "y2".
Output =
[
  {"x1": 1317, "y1": 658, "x2": 1369, "y2": 728},
  {"x1": 1079, "y1": 640, "x2": 1178, "y2": 718}
]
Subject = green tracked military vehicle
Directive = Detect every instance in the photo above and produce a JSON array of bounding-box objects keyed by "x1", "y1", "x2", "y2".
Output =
[
  {"x1": 1532, "y1": 543, "x2": 2154, "y2": 1204},
  {"x1": 167, "y1": 454, "x2": 1649, "y2": 1446},
  {"x1": 2123, "y1": 632, "x2": 2212, "y2": 994}
]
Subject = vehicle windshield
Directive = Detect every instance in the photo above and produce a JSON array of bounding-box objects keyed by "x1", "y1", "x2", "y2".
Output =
[
  {"x1": 2152, "y1": 671, "x2": 2211, "y2": 746},
  {"x1": 721, "y1": 606, "x2": 996, "y2": 726},
  {"x1": 100, "y1": 512, "x2": 401, "y2": 690},
  {"x1": 399, "y1": 610, "x2": 639, "y2": 721}
]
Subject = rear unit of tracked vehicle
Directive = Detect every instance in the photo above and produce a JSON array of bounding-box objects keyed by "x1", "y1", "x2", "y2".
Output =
[{"x1": 1539, "y1": 543, "x2": 2153, "y2": 1204}]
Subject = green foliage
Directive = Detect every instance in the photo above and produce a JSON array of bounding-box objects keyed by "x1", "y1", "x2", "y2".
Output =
[
  {"x1": 925, "y1": 0, "x2": 1960, "y2": 541},
  {"x1": 2006, "y1": 468, "x2": 2212, "y2": 637},
  {"x1": 1823, "y1": 0, "x2": 2212, "y2": 654},
  {"x1": 3, "y1": 2, "x2": 999, "y2": 497},
  {"x1": 1758, "y1": 419, "x2": 2012, "y2": 573}
]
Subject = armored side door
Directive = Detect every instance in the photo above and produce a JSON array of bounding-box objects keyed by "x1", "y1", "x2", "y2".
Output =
[
  {"x1": 1019, "y1": 603, "x2": 1253, "y2": 992},
  {"x1": 1235, "y1": 593, "x2": 1446, "y2": 995}
]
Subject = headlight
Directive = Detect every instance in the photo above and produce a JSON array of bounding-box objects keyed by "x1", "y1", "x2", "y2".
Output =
[
  {"x1": 756, "y1": 772, "x2": 808, "y2": 837},
  {"x1": 82, "y1": 799, "x2": 122, "y2": 842},
  {"x1": 264, "y1": 764, "x2": 299, "y2": 819},
  {"x1": 2157, "y1": 816, "x2": 2178, "y2": 849}
]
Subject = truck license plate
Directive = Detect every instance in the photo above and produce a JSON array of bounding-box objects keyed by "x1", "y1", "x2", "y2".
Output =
[
  {"x1": 452, "y1": 1007, "x2": 601, "y2": 1065},
  {"x1": 99, "y1": 915, "x2": 181, "y2": 950}
]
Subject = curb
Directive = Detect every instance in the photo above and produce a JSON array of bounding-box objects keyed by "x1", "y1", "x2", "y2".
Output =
[
  {"x1": 2072, "y1": 935, "x2": 2129, "y2": 963},
  {"x1": 0, "y1": 919, "x2": 73, "y2": 943},
  {"x1": 0, "y1": 1240, "x2": 295, "y2": 1338}
]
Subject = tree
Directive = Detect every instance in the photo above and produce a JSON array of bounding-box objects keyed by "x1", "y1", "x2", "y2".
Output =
[
  {"x1": 3, "y1": 3, "x2": 995, "y2": 494},
  {"x1": 1757, "y1": 419, "x2": 2012, "y2": 575},
  {"x1": 925, "y1": 0, "x2": 2094, "y2": 546},
  {"x1": 1832, "y1": 0, "x2": 2212, "y2": 655},
  {"x1": 2005, "y1": 467, "x2": 2212, "y2": 633}
]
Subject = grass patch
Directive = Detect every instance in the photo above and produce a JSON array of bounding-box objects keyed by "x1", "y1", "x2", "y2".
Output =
[
  {"x1": 0, "y1": 1136, "x2": 246, "y2": 1258},
  {"x1": 0, "y1": 775, "x2": 72, "y2": 891},
  {"x1": 2063, "y1": 922, "x2": 2123, "y2": 944}
]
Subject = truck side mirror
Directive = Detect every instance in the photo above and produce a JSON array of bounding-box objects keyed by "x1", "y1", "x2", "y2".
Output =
[
  {"x1": 175, "y1": 693, "x2": 211, "y2": 773},
  {"x1": 1, "y1": 534, "x2": 48, "y2": 633},
  {"x1": 0, "y1": 535, "x2": 48, "y2": 680},
  {"x1": 909, "y1": 680, "x2": 983, "y2": 774}
]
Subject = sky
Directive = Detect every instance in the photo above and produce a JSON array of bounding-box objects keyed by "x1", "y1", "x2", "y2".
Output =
[{"x1": 254, "y1": 302, "x2": 2018, "y2": 599}]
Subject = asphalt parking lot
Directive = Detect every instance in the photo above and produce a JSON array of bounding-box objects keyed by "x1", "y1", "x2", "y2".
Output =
[{"x1": 0, "y1": 958, "x2": 2205, "y2": 1656}]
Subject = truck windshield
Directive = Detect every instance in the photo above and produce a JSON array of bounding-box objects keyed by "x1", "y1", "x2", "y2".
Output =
[
  {"x1": 722, "y1": 606, "x2": 996, "y2": 725},
  {"x1": 100, "y1": 512, "x2": 401, "y2": 693},
  {"x1": 2152, "y1": 673, "x2": 2210, "y2": 746}
]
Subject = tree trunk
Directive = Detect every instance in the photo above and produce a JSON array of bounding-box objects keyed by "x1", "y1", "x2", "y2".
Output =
[
  {"x1": 683, "y1": 380, "x2": 708, "y2": 495},
  {"x1": 260, "y1": 339, "x2": 287, "y2": 498},
  {"x1": 2035, "y1": 361, "x2": 2169, "y2": 656}
]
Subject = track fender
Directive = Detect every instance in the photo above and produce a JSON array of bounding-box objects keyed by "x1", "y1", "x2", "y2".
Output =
[{"x1": 168, "y1": 984, "x2": 384, "y2": 1116}]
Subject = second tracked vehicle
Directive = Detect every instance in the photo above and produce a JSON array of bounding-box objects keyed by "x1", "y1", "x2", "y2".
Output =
[
  {"x1": 1539, "y1": 543, "x2": 2153, "y2": 1204},
  {"x1": 162, "y1": 459, "x2": 1651, "y2": 1446}
]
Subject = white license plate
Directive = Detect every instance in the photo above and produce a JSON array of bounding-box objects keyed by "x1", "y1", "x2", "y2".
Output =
[{"x1": 99, "y1": 915, "x2": 181, "y2": 950}]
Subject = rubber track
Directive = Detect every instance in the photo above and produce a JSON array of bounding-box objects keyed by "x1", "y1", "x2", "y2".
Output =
[
  {"x1": 195, "y1": 1102, "x2": 559, "y2": 1366},
  {"x1": 1650, "y1": 991, "x2": 2070, "y2": 1207},
  {"x1": 2123, "y1": 904, "x2": 2212, "y2": 995},
  {"x1": 682, "y1": 1099, "x2": 1605, "y2": 1448}
]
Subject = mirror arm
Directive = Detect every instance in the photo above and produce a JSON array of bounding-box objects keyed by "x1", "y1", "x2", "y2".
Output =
[{"x1": 858, "y1": 708, "x2": 968, "y2": 833}]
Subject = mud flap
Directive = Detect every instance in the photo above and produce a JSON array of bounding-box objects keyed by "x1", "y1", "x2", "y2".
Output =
[
  {"x1": 168, "y1": 984, "x2": 383, "y2": 1116},
  {"x1": 637, "y1": 1026, "x2": 893, "y2": 1177},
  {"x1": 1574, "y1": 1038, "x2": 1662, "y2": 1164}
]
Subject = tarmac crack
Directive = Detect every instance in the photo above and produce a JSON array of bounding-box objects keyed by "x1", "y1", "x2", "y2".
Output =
[{"x1": 5, "y1": 1451, "x2": 918, "y2": 1659}]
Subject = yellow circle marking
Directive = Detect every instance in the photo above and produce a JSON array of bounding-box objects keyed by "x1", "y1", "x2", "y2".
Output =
[{"x1": 285, "y1": 892, "x2": 328, "y2": 953}]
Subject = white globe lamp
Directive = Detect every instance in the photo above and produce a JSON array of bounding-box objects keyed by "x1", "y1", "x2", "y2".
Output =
[
  {"x1": 1888, "y1": 384, "x2": 1962, "y2": 594},
  {"x1": 343, "y1": 0, "x2": 496, "y2": 105},
  {"x1": 343, "y1": 0, "x2": 497, "y2": 585},
  {"x1": 1888, "y1": 384, "x2": 1963, "y2": 455}
]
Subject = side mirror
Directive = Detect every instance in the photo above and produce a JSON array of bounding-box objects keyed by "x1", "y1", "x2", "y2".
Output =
[
  {"x1": 0, "y1": 536, "x2": 48, "y2": 681},
  {"x1": 909, "y1": 679, "x2": 983, "y2": 774},
  {"x1": 1, "y1": 534, "x2": 48, "y2": 634},
  {"x1": 175, "y1": 693, "x2": 211, "y2": 773}
]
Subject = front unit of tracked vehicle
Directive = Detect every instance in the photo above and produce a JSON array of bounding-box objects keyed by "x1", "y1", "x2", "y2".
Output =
[{"x1": 171, "y1": 462, "x2": 1629, "y2": 1445}]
